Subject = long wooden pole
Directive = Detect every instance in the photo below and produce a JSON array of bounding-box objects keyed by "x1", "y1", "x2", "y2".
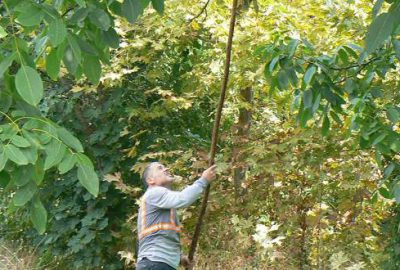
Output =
[{"x1": 186, "y1": 0, "x2": 239, "y2": 268}]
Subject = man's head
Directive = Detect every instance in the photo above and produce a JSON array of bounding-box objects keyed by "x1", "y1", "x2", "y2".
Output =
[{"x1": 142, "y1": 162, "x2": 174, "y2": 188}]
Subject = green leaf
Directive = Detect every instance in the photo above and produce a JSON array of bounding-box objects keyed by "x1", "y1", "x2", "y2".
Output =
[
  {"x1": 0, "y1": 25, "x2": 7, "y2": 38},
  {"x1": 89, "y1": 8, "x2": 111, "y2": 30},
  {"x1": 83, "y1": 55, "x2": 102, "y2": 85},
  {"x1": 73, "y1": 0, "x2": 86, "y2": 7},
  {"x1": 77, "y1": 164, "x2": 99, "y2": 197},
  {"x1": 14, "y1": 165, "x2": 33, "y2": 186},
  {"x1": 67, "y1": 34, "x2": 82, "y2": 64},
  {"x1": 0, "y1": 90, "x2": 12, "y2": 113},
  {"x1": 15, "y1": 65, "x2": 44, "y2": 106},
  {"x1": 287, "y1": 68, "x2": 298, "y2": 87},
  {"x1": 343, "y1": 45, "x2": 359, "y2": 59},
  {"x1": 0, "y1": 171, "x2": 10, "y2": 188},
  {"x1": 299, "y1": 108, "x2": 312, "y2": 128},
  {"x1": 303, "y1": 90, "x2": 313, "y2": 108},
  {"x1": 365, "y1": 12, "x2": 395, "y2": 54},
  {"x1": 268, "y1": 56, "x2": 280, "y2": 74},
  {"x1": 44, "y1": 139, "x2": 67, "y2": 170},
  {"x1": 63, "y1": 46, "x2": 79, "y2": 75},
  {"x1": 0, "y1": 150, "x2": 7, "y2": 171},
  {"x1": 122, "y1": 0, "x2": 145, "y2": 23},
  {"x1": 33, "y1": 159, "x2": 45, "y2": 185},
  {"x1": 58, "y1": 153, "x2": 76, "y2": 174},
  {"x1": 379, "y1": 186, "x2": 391, "y2": 199},
  {"x1": 393, "y1": 39, "x2": 400, "y2": 60},
  {"x1": 13, "y1": 181, "x2": 37, "y2": 206},
  {"x1": 312, "y1": 93, "x2": 321, "y2": 113},
  {"x1": 338, "y1": 47, "x2": 349, "y2": 64},
  {"x1": 57, "y1": 127, "x2": 83, "y2": 152},
  {"x1": 4, "y1": 144, "x2": 28, "y2": 165},
  {"x1": 48, "y1": 18, "x2": 67, "y2": 47},
  {"x1": 102, "y1": 28, "x2": 120, "y2": 49},
  {"x1": 384, "y1": 163, "x2": 395, "y2": 179},
  {"x1": 11, "y1": 135, "x2": 31, "y2": 148},
  {"x1": 277, "y1": 70, "x2": 289, "y2": 90},
  {"x1": 303, "y1": 65, "x2": 316, "y2": 85},
  {"x1": 394, "y1": 184, "x2": 400, "y2": 203},
  {"x1": 21, "y1": 147, "x2": 38, "y2": 164},
  {"x1": 390, "y1": 140, "x2": 400, "y2": 152},
  {"x1": 30, "y1": 196, "x2": 47, "y2": 234},
  {"x1": 387, "y1": 106, "x2": 400, "y2": 123},
  {"x1": 151, "y1": 0, "x2": 164, "y2": 14},
  {"x1": 0, "y1": 52, "x2": 16, "y2": 78},
  {"x1": 330, "y1": 111, "x2": 342, "y2": 124},
  {"x1": 76, "y1": 38, "x2": 98, "y2": 55},
  {"x1": 288, "y1": 39, "x2": 299, "y2": 58},
  {"x1": 46, "y1": 49, "x2": 61, "y2": 80},
  {"x1": 76, "y1": 153, "x2": 98, "y2": 197},
  {"x1": 16, "y1": 4, "x2": 43, "y2": 26},
  {"x1": 76, "y1": 153, "x2": 94, "y2": 168},
  {"x1": 69, "y1": 8, "x2": 89, "y2": 23},
  {"x1": 372, "y1": 133, "x2": 387, "y2": 146},
  {"x1": 321, "y1": 115, "x2": 330, "y2": 137}
]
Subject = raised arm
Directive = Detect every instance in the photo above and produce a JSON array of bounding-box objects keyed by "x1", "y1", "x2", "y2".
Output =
[
  {"x1": 147, "y1": 178, "x2": 208, "y2": 209},
  {"x1": 147, "y1": 165, "x2": 217, "y2": 209}
]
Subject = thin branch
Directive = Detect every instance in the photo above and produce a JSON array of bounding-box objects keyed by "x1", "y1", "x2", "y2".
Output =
[
  {"x1": 61, "y1": 6, "x2": 74, "y2": 18},
  {"x1": 329, "y1": 56, "x2": 381, "y2": 71},
  {"x1": 188, "y1": 0, "x2": 211, "y2": 24}
]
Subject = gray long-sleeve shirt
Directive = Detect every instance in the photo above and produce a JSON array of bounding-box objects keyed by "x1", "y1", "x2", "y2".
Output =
[{"x1": 137, "y1": 178, "x2": 208, "y2": 269}]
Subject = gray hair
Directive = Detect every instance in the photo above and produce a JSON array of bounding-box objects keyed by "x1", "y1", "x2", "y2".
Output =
[{"x1": 142, "y1": 162, "x2": 158, "y2": 189}]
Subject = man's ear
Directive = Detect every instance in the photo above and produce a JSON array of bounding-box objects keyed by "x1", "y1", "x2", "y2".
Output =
[{"x1": 147, "y1": 177, "x2": 155, "y2": 186}]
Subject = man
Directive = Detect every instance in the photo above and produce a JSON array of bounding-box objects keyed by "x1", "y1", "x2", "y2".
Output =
[{"x1": 136, "y1": 162, "x2": 217, "y2": 270}]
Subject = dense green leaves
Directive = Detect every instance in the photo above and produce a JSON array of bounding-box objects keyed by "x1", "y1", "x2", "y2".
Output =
[
  {"x1": 0, "y1": 0, "x2": 168, "y2": 238},
  {"x1": 15, "y1": 66, "x2": 44, "y2": 106}
]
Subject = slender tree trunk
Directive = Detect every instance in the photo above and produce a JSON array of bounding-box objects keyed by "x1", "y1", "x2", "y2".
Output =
[
  {"x1": 232, "y1": 87, "x2": 253, "y2": 198},
  {"x1": 298, "y1": 174, "x2": 310, "y2": 270}
]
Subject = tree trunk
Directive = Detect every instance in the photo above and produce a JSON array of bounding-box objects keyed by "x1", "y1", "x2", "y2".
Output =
[{"x1": 232, "y1": 87, "x2": 253, "y2": 198}]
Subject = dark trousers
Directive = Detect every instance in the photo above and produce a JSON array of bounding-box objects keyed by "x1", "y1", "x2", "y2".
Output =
[{"x1": 136, "y1": 258, "x2": 176, "y2": 270}]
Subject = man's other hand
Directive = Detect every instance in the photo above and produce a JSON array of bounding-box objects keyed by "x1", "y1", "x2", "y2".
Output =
[{"x1": 201, "y1": 164, "x2": 217, "y2": 182}]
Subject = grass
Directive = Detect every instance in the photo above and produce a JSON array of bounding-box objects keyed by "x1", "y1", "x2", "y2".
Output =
[{"x1": 0, "y1": 241, "x2": 37, "y2": 270}]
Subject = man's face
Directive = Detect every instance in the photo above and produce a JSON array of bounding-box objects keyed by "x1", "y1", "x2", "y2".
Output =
[{"x1": 147, "y1": 162, "x2": 174, "y2": 187}]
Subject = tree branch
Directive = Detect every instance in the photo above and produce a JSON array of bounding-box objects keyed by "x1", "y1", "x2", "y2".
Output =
[{"x1": 188, "y1": 0, "x2": 211, "y2": 24}]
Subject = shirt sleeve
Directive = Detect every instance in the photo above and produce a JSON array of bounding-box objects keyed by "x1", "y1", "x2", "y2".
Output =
[{"x1": 146, "y1": 178, "x2": 209, "y2": 209}]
